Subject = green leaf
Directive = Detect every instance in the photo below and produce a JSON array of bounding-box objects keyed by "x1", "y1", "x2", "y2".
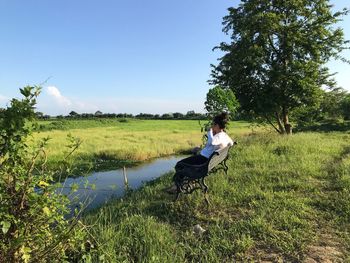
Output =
[
  {"x1": 71, "y1": 183, "x2": 79, "y2": 192},
  {"x1": 1, "y1": 220, "x2": 11, "y2": 234},
  {"x1": 99, "y1": 254, "x2": 106, "y2": 261},
  {"x1": 20, "y1": 246, "x2": 31, "y2": 263},
  {"x1": 38, "y1": 180, "x2": 49, "y2": 188},
  {"x1": 43, "y1": 206, "x2": 51, "y2": 216}
]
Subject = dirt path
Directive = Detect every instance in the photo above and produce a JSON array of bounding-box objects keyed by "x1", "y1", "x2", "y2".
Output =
[
  {"x1": 303, "y1": 147, "x2": 350, "y2": 263},
  {"x1": 304, "y1": 230, "x2": 345, "y2": 262}
]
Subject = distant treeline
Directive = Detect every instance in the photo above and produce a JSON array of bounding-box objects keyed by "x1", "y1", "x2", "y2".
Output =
[
  {"x1": 35, "y1": 110, "x2": 208, "y2": 120},
  {"x1": 14, "y1": 87, "x2": 350, "y2": 125}
]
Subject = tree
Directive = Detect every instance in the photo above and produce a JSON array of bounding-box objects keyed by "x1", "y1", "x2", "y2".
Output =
[
  {"x1": 292, "y1": 87, "x2": 350, "y2": 127},
  {"x1": 161, "y1": 113, "x2": 174, "y2": 119},
  {"x1": 341, "y1": 93, "x2": 350, "y2": 120},
  {"x1": 205, "y1": 86, "x2": 239, "y2": 118},
  {"x1": 320, "y1": 87, "x2": 348, "y2": 119},
  {"x1": 94, "y1": 110, "x2": 103, "y2": 117},
  {"x1": 135, "y1": 113, "x2": 154, "y2": 119},
  {"x1": 69, "y1": 110, "x2": 79, "y2": 117},
  {"x1": 211, "y1": 0, "x2": 349, "y2": 134},
  {"x1": 35, "y1": 111, "x2": 44, "y2": 119},
  {"x1": 173, "y1": 112, "x2": 184, "y2": 119}
]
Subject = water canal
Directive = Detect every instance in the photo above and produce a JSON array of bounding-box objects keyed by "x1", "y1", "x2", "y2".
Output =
[{"x1": 60, "y1": 155, "x2": 186, "y2": 210}]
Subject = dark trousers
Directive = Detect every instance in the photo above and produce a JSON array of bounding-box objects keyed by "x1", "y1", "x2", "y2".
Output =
[{"x1": 175, "y1": 155, "x2": 208, "y2": 169}]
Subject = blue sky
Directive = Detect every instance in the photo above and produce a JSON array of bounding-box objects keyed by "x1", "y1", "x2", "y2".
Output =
[{"x1": 0, "y1": 0, "x2": 349, "y2": 115}]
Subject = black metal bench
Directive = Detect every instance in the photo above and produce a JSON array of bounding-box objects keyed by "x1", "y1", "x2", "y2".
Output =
[{"x1": 173, "y1": 143, "x2": 236, "y2": 205}]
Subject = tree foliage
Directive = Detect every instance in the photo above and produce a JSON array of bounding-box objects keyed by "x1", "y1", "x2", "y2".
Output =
[
  {"x1": 205, "y1": 86, "x2": 239, "y2": 118},
  {"x1": 341, "y1": 93, "x2": 350, "y2": 120},
  {"x1": 211, "y1": 0, "x2": 349, "y2": 134},
  {"x1": 292, "y1": 87, "x2": 350, "y2": 128},
  {"x1": 320, "y1": 87, "x2": 349, "y2": 119}
]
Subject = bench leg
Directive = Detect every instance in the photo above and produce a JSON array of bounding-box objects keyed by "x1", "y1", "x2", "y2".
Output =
[
  {"x1": 174, "y1": 183, "x2": 181, "y2": 202},
  {"x1": 174, "y1": 191, "x2": 180, "y2": 202},
  {"x1": 223, "y1": 159, "x2": 229, "y2": 175},
  {"x1": 200, "y1": 178, "x2": 210, "y2": 207}
]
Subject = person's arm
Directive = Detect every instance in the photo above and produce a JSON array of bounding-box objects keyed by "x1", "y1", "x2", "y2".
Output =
[
  {"x1": 209, "y1": 131, "x2": 222, "y2": 146},
  {"x1": 204, "y1": 128, "x2": 213, "y2": 145},
  {"x1": 228, "y1": 136, "x2": 234, "y2": 146}
]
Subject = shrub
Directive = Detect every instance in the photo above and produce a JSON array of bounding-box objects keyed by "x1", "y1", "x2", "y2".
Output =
[{"x1": 0, "y1": 87, "x2": 90, "y2": 262}]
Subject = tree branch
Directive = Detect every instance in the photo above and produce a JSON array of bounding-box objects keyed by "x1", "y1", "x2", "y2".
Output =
[
  {"x1": 268, "y1": 34, "x2": 280, "y2": 58},
  {"x1": 264, "y1": 114, "x2": 281, "y2": 134},
  {"x1": 275, "y1": 112, "x2": 285, "y2": 134}
]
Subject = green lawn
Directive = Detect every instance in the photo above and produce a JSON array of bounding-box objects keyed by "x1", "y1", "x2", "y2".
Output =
[{"x1": 82, "y1": 131, "x2": 350, "y2": 262}]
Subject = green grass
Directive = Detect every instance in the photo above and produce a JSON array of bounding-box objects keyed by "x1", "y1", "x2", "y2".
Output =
[
  {"x1": 33, "y1": 119, "x2": 253, "y2": 172},
  {"x1": 82, "y1": 131, "x2": 350, "y2": 262},
  {"x1": 37, "y1": 118, "x2": 122, "y2": 131},
  {"x1": 31, "y1": 119, "x2": 350, "y2": 260}
]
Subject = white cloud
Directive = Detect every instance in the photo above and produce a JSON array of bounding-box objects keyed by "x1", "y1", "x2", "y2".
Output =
[
  {"x1": 2, "y1": 86, "x2": 205, "y2": 115},
  {"x1": 36, "y1": 86, "x2": 204, "y2": 115},
  {"x1": 46, "y1": 86, "x2": 72, "y2": 107},
  {"x1": 36, "y1": 86, "x2": 99, "y2": 115}
]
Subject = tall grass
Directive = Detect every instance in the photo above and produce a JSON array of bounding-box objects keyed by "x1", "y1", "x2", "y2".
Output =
[{"x1": 83, "y1": 131, "x2": 350, "y2": 262}]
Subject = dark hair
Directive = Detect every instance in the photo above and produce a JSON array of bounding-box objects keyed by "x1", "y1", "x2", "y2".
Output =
[{"x1": 213, "y1": 112, "x2": 229, "y2": 129}]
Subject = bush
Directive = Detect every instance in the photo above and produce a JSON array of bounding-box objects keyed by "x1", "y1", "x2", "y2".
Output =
[
  {"x1": 118, "y1": 118, "x2": 129, "y2": 123},
  {"x1": 0, "y1": 87, "x2": 90, "y2": 262}
]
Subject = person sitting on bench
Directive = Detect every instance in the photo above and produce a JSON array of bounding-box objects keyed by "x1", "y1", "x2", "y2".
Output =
[{"x1": 166, "y1": 112, "x2": 234, "y2": 194}]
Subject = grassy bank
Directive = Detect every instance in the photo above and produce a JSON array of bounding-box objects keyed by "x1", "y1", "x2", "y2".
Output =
[
  {"x1": 83, "y1": 131, "x2": 350, "y2": 262},
  {"x1": 33, "y1": 119, "x2": 253, "y2": 172}
]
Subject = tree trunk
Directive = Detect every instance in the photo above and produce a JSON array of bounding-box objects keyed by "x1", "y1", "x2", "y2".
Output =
[
  {"x1": 275, "y1": 112, "x2": 286, "y2": 134},
  {"x1": 282, "y1": 107, "x2": 292, "y2": 135},
  {"x1": 264, "y1": 114, "x2": 281, "y2": 134}
]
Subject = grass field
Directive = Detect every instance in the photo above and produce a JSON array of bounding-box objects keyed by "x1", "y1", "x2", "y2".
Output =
[
  {"x1": 32, "y1": 119, "x2": 350, "y2": 261},
  {"x1": 82, "y1": 131, "x2": 350, "y2": 262},
  {"x1": 33, "y1": 119, "x2": 254, "y2": 172}
]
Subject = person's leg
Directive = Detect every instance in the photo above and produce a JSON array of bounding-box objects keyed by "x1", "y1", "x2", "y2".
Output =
[
  {"x1": 167, "y1": 155, "x2": 208, "y2": 194},
  {"x1": 176, "y1": 155, "x2": 208, "y2": 167}
]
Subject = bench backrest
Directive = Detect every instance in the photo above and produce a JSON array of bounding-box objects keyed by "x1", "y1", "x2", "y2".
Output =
[{"x1": 208, "y1": 145, "x2": 231, "y2": 172}]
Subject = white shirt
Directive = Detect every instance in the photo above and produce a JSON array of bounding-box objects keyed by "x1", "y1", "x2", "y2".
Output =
[{"x1": 200, "y1": 129, "x2": 234, "y2": 158}]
